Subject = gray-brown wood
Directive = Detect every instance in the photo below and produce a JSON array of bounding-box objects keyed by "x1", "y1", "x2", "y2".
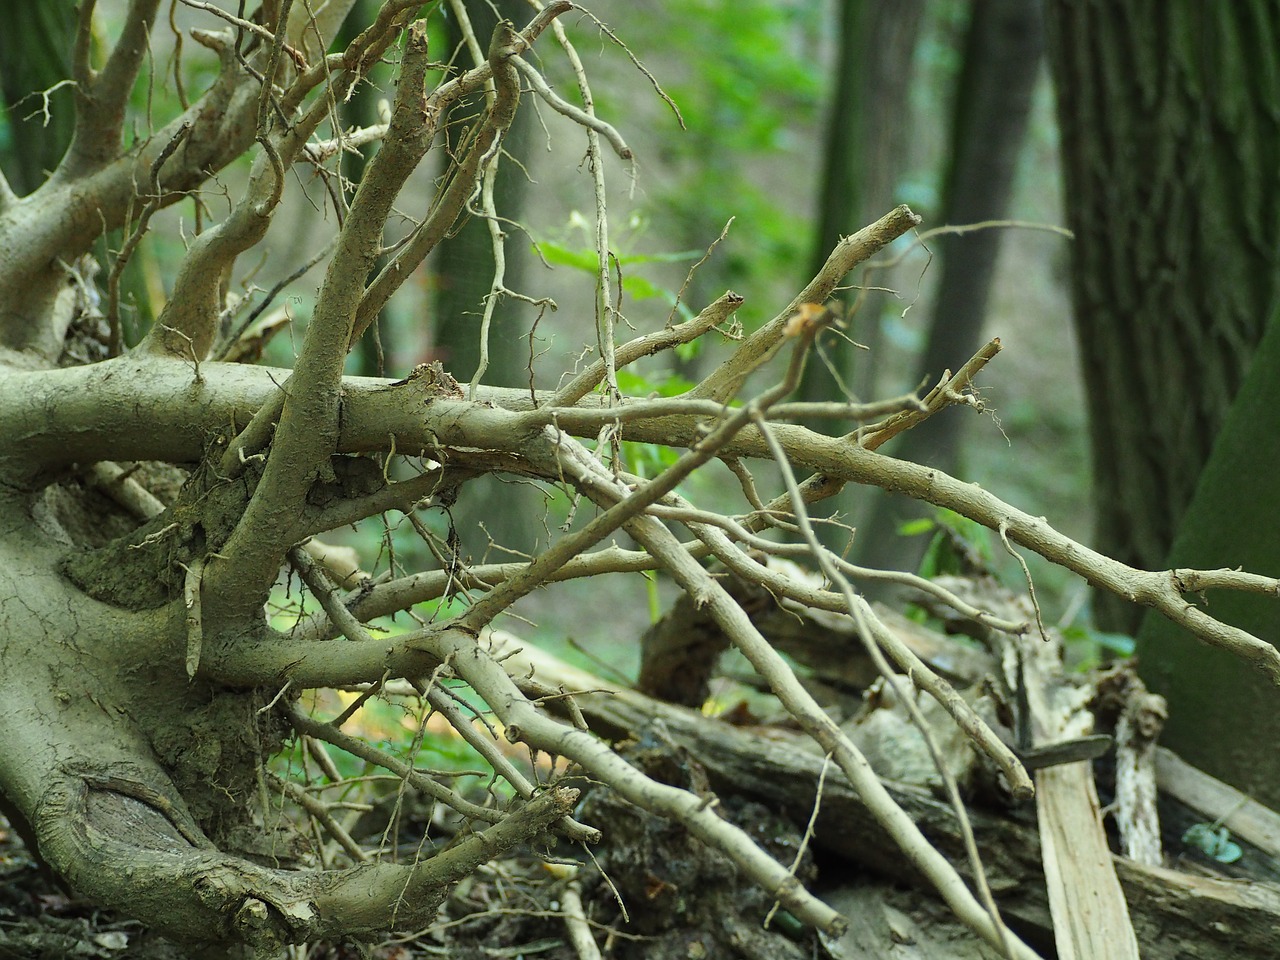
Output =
[
  {"x1": 1037, "y1": 762, "x2": 1139, "y2": 960},
  {"x1": 510, "y1": 642, "x2": 1280, "y2": 960},
  {"x1": 1019, "y1": 630, "x2": 1140, "y2": 959}
]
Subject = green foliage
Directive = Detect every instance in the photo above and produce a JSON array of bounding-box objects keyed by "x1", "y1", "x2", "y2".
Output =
[
  {"x1": 902, "y1": 508, "x2": 1131, "y2": 666},
  {"x1": 537, "y1": 209, "x2": 705, "y2": 317},
  {"x1": 614, "y1": 368, "x2": 695, "y2": 398},
  {"x1": 608, "y1": 0, "x2": 825, "y2": 323},
  {"x1": 901, "y1": 507, "x2": 995, "y2": 579},
  {"x1": 1059, "y1": 625, "x2": 1135, "y2": 668},
  {"x1": 622, "y1": 439, "x2": 680, "y2": 481}
]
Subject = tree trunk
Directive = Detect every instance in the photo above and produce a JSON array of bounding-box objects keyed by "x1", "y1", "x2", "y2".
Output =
[
  {"x1": 0, "y1": 3, "x2": 76, "y2": 196},
  {"x1": 1136, "y1": 307, "x2": 1280, "y2": 807},
  {"x1": 800, "y1": 0, "x2": 924, "y2": 406},
  {"x1": 433, "y1": 0, "x2": 541, "y2": 557},
  {"x1": 434, "y1": 0, "x2": 533, "y2": 390},
  {"x1": 341, "y1": 0, "x2": 399, "y2": 378},
  {"x1": 1043, "y1": 0, "x2": 1280, "y2": 632},
  {"x1": 855, "y1": 0, "x2": 1044, "y2": 577}
]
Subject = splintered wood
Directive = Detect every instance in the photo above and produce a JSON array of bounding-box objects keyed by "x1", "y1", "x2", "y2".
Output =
[{"x1": 1014, "y1": 623, "x2": 1140, "y2": 960}]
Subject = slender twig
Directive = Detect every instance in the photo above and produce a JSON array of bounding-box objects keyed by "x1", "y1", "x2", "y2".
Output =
[
  {"x1": 420, "y1": 682, "x2": 598, "y2": 844},
  {"x1": 287, "y1": 703, "x2": 504, "y2": 825},
  {"x1": 271, "y1": 772, "x2": 368, "y2": 862},
  {"x1": 351, "y1": 19, "x2": 535, "y2": 344},
  {"x1": 688, "y1": 205, "x2": 921, "y2": 402},
  {"x1": 291, "y1": 544, "x2": 663, "y2": 643},
  {"x1": 106, "y1": 122, "x2": 192, "y2": 354},
  {"x1": 467, "y1": 20, "x2": 524, "y2": 400},
  {"x1": 255, "y1": 0, "x2": 295, "y2": 136},
  {"x1": 753, "y1": 411, "x2": 1022, "y2": 956},
  {"x1": 289, "y1": 547, "x2": 375, "y2": 644},
  {"x1": 544, "y1": 9, "x2": 623, "y2": 468},
  {"x1": 551, "y1": 291, "x2": 742, "y2": 406},
  {"x1": 855, "y1": 337, "x2": 1003, "y2": 449},
  {"x1": 460, "y1": 314, "x2": 825, "y2": 630},
  {"x1": 646, "y1": 497, "x2": 1029, "y2": 639},
  {"x1": 559, "y1": 445, "x2": 1033, "y2": 957},
  {"x1": 409, "y1": 627, "x2": 848, "y2": 935},
  {"x1": 512, "y1": 55, "x2": 633, "y2": 160},
  {"x1": 216, "y1": 236, "x2": 336, "y2": 360}
]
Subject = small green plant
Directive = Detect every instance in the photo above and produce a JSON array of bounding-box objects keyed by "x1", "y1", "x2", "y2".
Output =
[
  {"x1": 1182, "y1": 821, "x2": 1243, "y2": 864},
  {"x1": 901, "y1": 507, "x2": 996, "y2": 579}
]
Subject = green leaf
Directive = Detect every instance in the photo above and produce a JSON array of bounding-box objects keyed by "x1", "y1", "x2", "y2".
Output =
[
  {"x1": 538, "y1": 240, "x2": 598, "y2": 273},
  {"x1": 898, "y1": 517, "x2": 937, "y2": 537},
  {"x1": 621, "y1": 274, "x2": 667, "y2": 302},
  {"x1": 614, "y1": 249, "x2": 705, "y2": 265},
  {"x1": 615, "y1": 369, "x2": 694, "y2": 398}
]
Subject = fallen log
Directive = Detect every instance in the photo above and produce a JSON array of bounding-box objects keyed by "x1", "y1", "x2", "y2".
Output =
[{"x1": 507, "y1": 640, "x2": 1280, "y2": 960}]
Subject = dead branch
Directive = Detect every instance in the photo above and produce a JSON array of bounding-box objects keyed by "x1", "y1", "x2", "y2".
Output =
[
  {"x1": 414, "y1": 626, "x2": 849, "y2": 936},
  {"x1": 689, "y1": 204, "x2": 922, "y2": 402}
]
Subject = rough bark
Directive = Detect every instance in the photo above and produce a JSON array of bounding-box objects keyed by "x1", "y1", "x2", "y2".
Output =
[{"x1": 1044, "y1": 0, "x2": 1280, "y2": 631}]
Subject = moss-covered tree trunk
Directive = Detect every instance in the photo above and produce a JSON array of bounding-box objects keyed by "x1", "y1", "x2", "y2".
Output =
[
  {"x1": 1044, "y1": 0, "x2": 1280, "y2": 631},
  {"x1": 1135, "y1": 307, "x2": 1280, "y2": 807}
]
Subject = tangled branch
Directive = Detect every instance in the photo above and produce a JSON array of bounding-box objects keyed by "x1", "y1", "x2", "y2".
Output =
[{"x1": 4, "y1": 2, "x2": 1279, "y2": 956}]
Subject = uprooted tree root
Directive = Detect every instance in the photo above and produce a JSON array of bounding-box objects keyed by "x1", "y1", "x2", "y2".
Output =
[{"x1": 2, "y1": 2, "x2": 1280, "y2": 958}]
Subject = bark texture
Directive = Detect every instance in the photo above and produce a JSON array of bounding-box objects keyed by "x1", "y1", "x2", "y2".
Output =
[{"x1": 1044, "y1": 0, "x2": 1280, "y2": 630}]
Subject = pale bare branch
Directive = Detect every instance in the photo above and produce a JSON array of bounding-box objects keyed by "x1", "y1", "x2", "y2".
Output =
[{"x1": 689, "y1": 204, "x2": 921, "y2": 402}]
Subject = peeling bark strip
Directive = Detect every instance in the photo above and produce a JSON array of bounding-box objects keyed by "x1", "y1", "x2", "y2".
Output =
[{"x1": 180, "y1": 556, "x2": 204, "y2": 679}]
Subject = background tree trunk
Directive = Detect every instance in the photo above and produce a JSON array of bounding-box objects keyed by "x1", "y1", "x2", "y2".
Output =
[
  {"x1": 854, "y1": 0, "x2": 1044, "y2": 577},
  {"x1": 800, "y1": 0, "x2": 924, "y2": 407},
  {"x1": 341, "y1": 0, "x2": 400, "y2": 378},
  {"x1": 1135, "y1": 303, "x2": 1280, "y2": 807},
  {"x1": 434, "y1": 0, "x2": 533, "y2": 390},
  {"x1": 1044, "y1": 0, "x2": 1280, "y2": 632},
  {"x1": 0, "y1": 3, "x2": 76, "y2": 196},
  {"x1": 434, "y1": 0, "x2": 541, "y2": 557},
  {"x1": 797, "y1": 0, "x2": 922, "y2": 555}
]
